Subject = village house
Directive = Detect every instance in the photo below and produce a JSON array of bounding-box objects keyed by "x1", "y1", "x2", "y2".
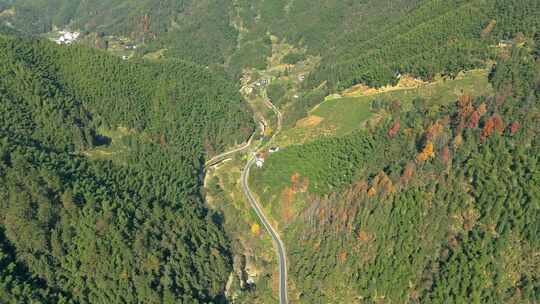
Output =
[
  {"x1": 55, "y1": 31, "x2": 80, "y2": 45},
  {"x1": 269, "y1": 147, "x2": 280, "y2": 153},
  {"x1": 255, "y1": 153, "x2": 265, "y2": 168},
  {"x1": 497, "y1": 40, "x2": 513, "y2": 48}
]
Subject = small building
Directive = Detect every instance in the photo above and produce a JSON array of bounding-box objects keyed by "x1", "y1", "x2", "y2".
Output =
[
  {"x1": 54, "y1": 31, "x2": 80, "y2": 45},
  {"x1": 497, "y1": 40, "x2": 513, "y2": 48},
  {"x1": 122, "y1": 55, "x2": 129, "y2": 60},
  {"x1": 269, "y1": 147, "x2": 280, "y2": 153},
  {"x1": 293, "y1": 94, "x2": 299, "y2": 99},
  {"x1": 255, "y1": 153, "x2": 265, "y2": 168},
  {"x1": 298, "y1": 74, "x2": 305, "y2": 81}
]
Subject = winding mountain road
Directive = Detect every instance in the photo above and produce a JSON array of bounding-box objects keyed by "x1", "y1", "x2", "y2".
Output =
[
  {"x1": 206, "y1": 95, "x2": 288, "y2": 303},
  {"x1": 243, "y1": 98, "x2": 287, "y2": 303},
  {"x1": 204, "y1": 133, "x2": 255, "y2": 168},
  {"x1": 241, "y1": 156, "x2": 288, "y2": 304}
]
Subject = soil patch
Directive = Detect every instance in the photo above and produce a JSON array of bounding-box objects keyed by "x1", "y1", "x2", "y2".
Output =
[{"x1": 295, "y1": 115, "x2": 324, "y2": 128}]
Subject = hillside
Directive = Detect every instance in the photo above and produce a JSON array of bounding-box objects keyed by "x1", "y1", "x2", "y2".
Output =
[
  {"x1": 0, "y1": 0, "x2": 238, "y2": 66},
  {"x1": 251, "y1": 39, "x2": 540, "y2": 303},
  {"x1": 247, "y1": 0, "x2": 540, "y2": 126},
  {"x1": 1, "y1": 1, "x2": 540, "y2": 303},
  {"x1": 0, "y1": 35, "x2": 253, "y2": 303}
]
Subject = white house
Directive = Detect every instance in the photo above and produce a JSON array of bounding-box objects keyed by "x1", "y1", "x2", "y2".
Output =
[
  {"x1": 269, "y1": 147, "x2": 280, "y2": 153},
  {"x1": 255, "y1": 154, "x2": 265, "y2": 168},
  {"x1": 54, "y1": 31, "x2": 80, "y2": 45}
]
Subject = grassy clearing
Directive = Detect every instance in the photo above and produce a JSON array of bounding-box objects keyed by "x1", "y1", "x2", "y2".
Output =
[
  {"x1": 143, "y1": 48, "x2": 167, "y2": 60},
  {"x1": 252, "y1": 69, "x2": 493, "y2": 229},
  {"x1": 83, "y1": 126, "x2": 132, "y2": 161},
  {"x1": 0, "y1": 7, "x2": 15, "y2": 17},
  {"x1": 276, "y1": 69, "x2": 492, "y2": 146}
]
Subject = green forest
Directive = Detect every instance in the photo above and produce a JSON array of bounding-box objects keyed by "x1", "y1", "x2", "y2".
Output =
[
  {"x1": 253, "y1": 41, "x2": 540, "y2": 303},
  {"x1": 236, "y1": 0, "x2": 540, "y2": 126},
  {"x1": 1, "y1": 0, "x2": 540, "y2": 303},
  {"x1": 0, "y1": 35, "x2": 253, "y2": 303}
]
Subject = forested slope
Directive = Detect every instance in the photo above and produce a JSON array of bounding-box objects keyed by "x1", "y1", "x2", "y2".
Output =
[
  {"x1": 1, "y1": 1, "x2": 539, "y2": 303},
  {"x1": 0, "y1": 35, "x2": 254, "y2": 303},
  {"x1": 0, "y1": 0, "x2": 238, "y2": 65},
  {"x1": 253, "y1": 42, "x2": 540, "y2": 303},
  {"x1": 2, "y1": 0, "x2": 537, "y2": 83},
  {"x1": 240, "y1": 0, "x2": 539, "y2": 125}
]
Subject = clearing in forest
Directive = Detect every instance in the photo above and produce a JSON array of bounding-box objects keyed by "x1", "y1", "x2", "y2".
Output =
[{"x1": 277, "y1": 69, "x2": 492, "y2": 146}]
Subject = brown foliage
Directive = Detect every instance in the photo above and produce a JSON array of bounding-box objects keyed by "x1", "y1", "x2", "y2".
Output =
[
  {"x1": 481, "y1": 114, "x2": 505, "y2": 142},
  {"x1": 142, "y1": 14, "x2": 151, "y2": 33},
  {"x1": 456, "y1": 95, "x2": 475, "y2": 131},
  {"x1": 509, "y1": 122, "x2": 521, "y2": 135},
  {"x1": 338, "y1": 251, "x2": 348, "y2": 264},
  {"x1": 357, "y1": 230, "x2": 372, "y2": 243},
  {"x1": 481, "y1": 20, "x2": 497, "y2": 38},
  {"x1": 352, "y1": 180, "x2": 369, "y2": 196},
  {"x1": 453, "y1": 134, "x2": 463, "y2": 150},
  {"x1": 400, "y1": 162, "x2": 415, "y2": 185},
  {"x1": 390, "y1": 100, "x2": 401, "y2": 115},
  {"x1": 496, "y1": 86, "x2": 512, "y2": 107},
  {"x1": 493, "y1": 114, "x2": 505, "y2": 134},
  {"x1": 299, "y1": 177, "x2": 309, "y2": 193},
  {"x1": 403, "y1": 128, "x2": 414, "y2": 137},
  {"x1": 281, "y1": 187, "x2": 295, "y2": 223},
  {"x1": 458, "y1": 95, "x2": 474, "y2": 118},
  {"x1": 480, "y1": 119, "x2": 494, "y2": 142},
  {"x1": 467, "y1": 111, "x2": 480, "y2": 129},
  {"x1": 440, "y1": 146, "x2": 450, "y2": 165},
  {"x1": 417, "y1": 141, "x2": 435, "y2": 162},
  {"x1": 371, "y1": 171, "x2": 395, "y2": 196},
  {"x1": 159, "y1": 134, "x2": 167, "y2": 147},
  {"x1": 290, "y1": 173, "x2": 300, "y2": 191},
  {"x1": 426, "y1": 120, "x2": 444, "y2": 140},
  {"x1": 477, "y1": 103, "x2": 487, "y2": 116},
  {"x1": 388, "y1": 120, "x2": 401, "y2": 138},
  {"x1": 95, "y1": 219, "x2": 107, "y2": 236},
  {"x1": 291, "y1": 173, "x2": 309, "y2": 193}
]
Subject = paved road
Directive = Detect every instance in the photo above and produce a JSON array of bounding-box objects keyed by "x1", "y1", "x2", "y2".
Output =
[
  {"x1": 241, "y1": 156, "x2": 288, "y2": 304},
  {"x1": 205, "y1": 95, "x2": 288, "y2": 303},
  {"x1": 264, "y1": 98, "x2": 282, "y2": 138},
  {"x1": 244, "y1": 99, "x2": 287, "y2": 303},
  {"x1": 204, "y1": 132, "x2": 254, "y2": 168}
]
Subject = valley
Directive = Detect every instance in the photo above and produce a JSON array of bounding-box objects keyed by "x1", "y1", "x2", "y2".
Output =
[{"x1": 0, "y1": 1, "x2": 539, "y2": 303}]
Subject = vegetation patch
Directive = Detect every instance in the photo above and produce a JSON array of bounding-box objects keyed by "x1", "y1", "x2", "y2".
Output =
[
  {"x1": 277, "y1": 69, "x2": 492, "y2": 147},
  {"x1": 295, "y1": 115, "x2": 323, "y2": 128}
]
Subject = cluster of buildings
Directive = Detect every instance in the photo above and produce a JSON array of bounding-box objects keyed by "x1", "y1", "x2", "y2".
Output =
[
  {"x1": 241, "y1": 78, "x2": 271, "y2": 96},
  {"x1": 54, "y1": 31, "x2": 80, "y2": 45},
  {"x1": 255, "y1": 147, "x2": 280, "y2": 168}
]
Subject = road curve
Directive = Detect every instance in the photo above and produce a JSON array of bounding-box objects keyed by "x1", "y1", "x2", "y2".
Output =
[
  {"x1": 241, "y1": 156, "x2": 288, "y2": 304},
  {"x1": 205, "y1": 95, "x2": 288, "y2": 303},
  {"x1": 204, "y1": 132, "x2": 255, "y2": 168},
  {"x1": 264, "y1": 99, "x2": 282, "y2": 138}
]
